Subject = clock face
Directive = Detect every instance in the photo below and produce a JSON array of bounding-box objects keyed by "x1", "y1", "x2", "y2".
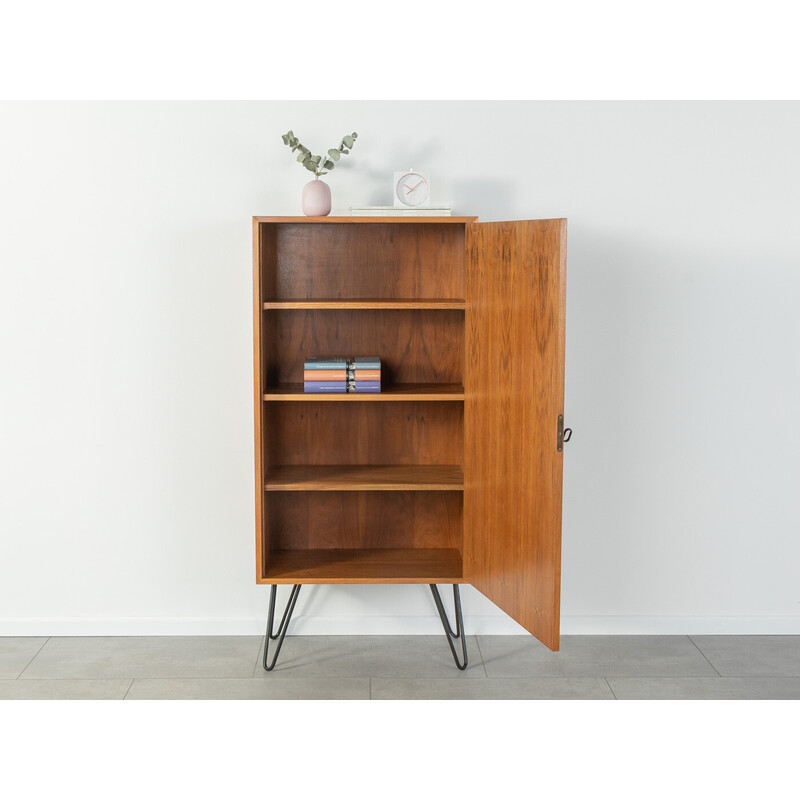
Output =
[{"x1": 395, "y1": 172, "x2": 430, "y2": 207}]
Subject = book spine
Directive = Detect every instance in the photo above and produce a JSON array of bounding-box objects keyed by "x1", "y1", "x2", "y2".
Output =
[
  {"x1": 353, "y1": 381, "x2": 381, "y2": 390},
  {"x1": 303, "y1": 369, "x2": 346, "y2": 381},
  {"x1": 304, "y1": 381, "x2": 347, "y2": 393},
  {"x1": 353, "y1": 369, "x2": 380, "y2": 380},
  {"x1": 353, "y1": 385, "x2": 381, "y2": 393},
  {"x1": 304, "y1": 358, "x2": 349, "y2": 369},
  {"x1": 353, "y1": 358, "x2": 381, "y2": 368}
]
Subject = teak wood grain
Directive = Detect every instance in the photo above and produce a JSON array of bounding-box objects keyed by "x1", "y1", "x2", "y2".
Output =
[
  {"x1": 254, "y1": 217, "x2": 566, "y2": 623},
  {"x1": 267, "y1": 402, "x2": 463, "y2": 466},
  {"x1": 260, "y1": 548, "x2": 465, "y2": 584},
  {"x1": 263, "y1": 299, "x2": 465, "y2": 310},
  {"x1": 260, "y1": 222, "x2": 467, "y2": 300},
  {"x1": 464, "y1": 219, "x2": 567, "y2": 651},
  {"x1": 253, "y1": 219, "x2": 266, "y2": 581},
  {"x1": 264, "y1": 464, "x2": 463, "y2": 491},
  {"x1": 263, "y1": 309, "x2": 464, "y2": 386},
  {"x1": 268, "y1": 491, "x2": 462, "y2": 551},
  {"x1": 263, "y1": 383, "x2": 464, "y2": 401}
]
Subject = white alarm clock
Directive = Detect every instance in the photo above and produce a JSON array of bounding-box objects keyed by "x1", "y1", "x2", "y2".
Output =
[{"x1": 393, "y1": 170, "x2": 430, "y2": 208}]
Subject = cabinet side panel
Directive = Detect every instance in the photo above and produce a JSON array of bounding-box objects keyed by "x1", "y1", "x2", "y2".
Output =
[
  {"x1": 254, "y1": 221, "x2": 276, "y2": 580},
  {"x1": 464, "y1": 219, "x2": 566, "y2": 650}
]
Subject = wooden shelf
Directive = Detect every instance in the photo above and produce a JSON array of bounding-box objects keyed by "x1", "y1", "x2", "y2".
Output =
[
  {"x1": 264, "y1": 464, "x2": 464, "y2": 491},
  {"x1": 264, "y1": 383, "x2": 465, "y2": 401},
  {"x1": 254, "y1": 216, "x2": 477, "y2": 225},
  {"x1": 263, "y1": 299, "x2": 465, "y2": 310},
  {"x1": 260, "y1": 548, "x2": 465, "y2": 584}
]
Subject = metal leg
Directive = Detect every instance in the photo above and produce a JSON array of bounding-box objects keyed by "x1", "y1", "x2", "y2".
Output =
[
  {"x1": 430, "y1": 584, "x2": 468, "y2": 670},
  {"x1": 263, "y1": 584, "x2": 301, "y2": 671}
]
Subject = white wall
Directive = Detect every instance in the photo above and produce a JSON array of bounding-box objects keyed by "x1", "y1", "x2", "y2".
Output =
[{"x1": 1, "y1": 101, "x2": 798, "y2": 636}]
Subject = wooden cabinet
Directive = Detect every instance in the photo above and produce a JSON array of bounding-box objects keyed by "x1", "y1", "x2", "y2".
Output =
[{"x1": 253, "y1": 216, "x2": 567, "y2": 650}]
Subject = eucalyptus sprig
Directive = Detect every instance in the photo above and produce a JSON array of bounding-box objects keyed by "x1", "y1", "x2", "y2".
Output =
[{"x1": 281, "y1": 130, "x2": 358, "y2": 177}]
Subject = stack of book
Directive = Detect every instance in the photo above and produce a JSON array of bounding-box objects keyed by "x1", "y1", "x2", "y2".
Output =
[{"x1": 304, "y1": 357, "x2": 381, "y2": 393}]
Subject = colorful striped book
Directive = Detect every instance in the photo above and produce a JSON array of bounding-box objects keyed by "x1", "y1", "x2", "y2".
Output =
[
  {"x1": 304, "y1": 357, "x2": 349, "y2": 370},
  {"x1": 304, "y1": 356, "x2": 381, "y2": 393},
  {"x1": 303, "y1": 381, "x2": 347, "y2": 393},
  {"x1": 303, "y1": 369, "x2": 346, "y2": 381},
  {"x1": 353, "y1": 357, "x2": 381, "y2": 369}
]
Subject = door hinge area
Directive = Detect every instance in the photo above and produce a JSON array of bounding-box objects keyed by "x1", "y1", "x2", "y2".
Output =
[{"x1": 557, "y1": 414, "x2": 572, "y2": 451}]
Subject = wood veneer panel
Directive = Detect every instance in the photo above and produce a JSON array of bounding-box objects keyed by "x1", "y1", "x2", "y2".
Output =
[
  {"x1": 265, "y1": 464, "x2": 463, "y2": 491},
  {"x1": 253, "y1": 219, "x2": 267, "y2": 580},
  {"x1": 255, "y1": 216, "x2": 477, "y2": 224},
  {"x1": 267, "y1": 402, "x2": 463, "y2": 466},
  {"x1": 268, "y1": 491, "x2": 462, "y2": 550},
  {"x1": 263, "y1": 299, "x2": 466, "y2": 309},
  {"x1": 264, "y1": 383, "x2": 464, "y2": 401},
  {"x1": 260, "y1": 548, "x2": 465, "y2": 584},
  {"x1": 464, "y1": 219, "x2": 567, "y2": 651},
  {"x1": 267, "y1": 223, "x2": 466, "y2": 300},
  {"x1": 264, "y1": 309, "x2": 464, "y2": 386}
]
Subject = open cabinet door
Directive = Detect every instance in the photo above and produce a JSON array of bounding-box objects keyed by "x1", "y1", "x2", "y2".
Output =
[{"x1": 464, "y1": 219, "x2": 567, "y2": 651}]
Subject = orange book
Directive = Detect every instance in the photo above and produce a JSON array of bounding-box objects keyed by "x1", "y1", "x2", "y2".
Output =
[
  {"x1": 303, "y1": 369, "x2": 346, "y2": 381},
  {"x1": 354, "y1": 369, "x2": 380, "y2": 380}
]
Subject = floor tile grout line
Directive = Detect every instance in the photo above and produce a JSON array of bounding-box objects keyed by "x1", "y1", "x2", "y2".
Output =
[
  {"x1": 604, "y1": 678, "x2": 618, "y2": 700},
  {"x1": 122, "y1": 679, "x2": 134, "y2": 700},
  {"x1": 15, "y1": 636, "x2": 51, "y2": 680},
  {"x1": 474, "y1": 636, "x2": 489, "y2": 677},
  {"x1": 369, "y1": 677, "x2": 372, "y2": 700},
  {"x1": 251, "y1": 635, "x2": 265, "y2": 678},
  {"x1": 687, "y1": 635, "x2": 723, "y2": 677}
]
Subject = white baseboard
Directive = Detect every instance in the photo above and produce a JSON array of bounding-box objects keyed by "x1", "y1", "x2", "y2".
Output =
[
  {"x1": 1, "y1": 614, "x2": 799, "y2": 636},
  {"x1": 560, "y1": 615, "x2": 800, "y2": 635}
]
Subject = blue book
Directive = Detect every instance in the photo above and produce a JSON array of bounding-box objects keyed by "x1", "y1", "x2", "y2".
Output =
[
  {"x1": 353, "y1": 357, "x2": 381, "y2": 368},
  {"x1": 304, "y1": 381, "x2": 346, "y2": 393},
  {"x1": 304, "y1": 357, "x2": 349, "y2": 370},
  {"x1": 354, "y1": 381, "x2": 381, "y2": 390}
]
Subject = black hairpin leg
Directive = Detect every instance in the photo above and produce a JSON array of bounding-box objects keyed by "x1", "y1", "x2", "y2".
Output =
[
  {"x1": 430, "y1": 584, "x2": 468, "y2": 670},
  {"x1": 263, "y1": 584, "x2": 301, "y2": 671}
]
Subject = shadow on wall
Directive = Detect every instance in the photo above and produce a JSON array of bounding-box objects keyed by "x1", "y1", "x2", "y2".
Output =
[
  {"x1": 561, "y1": 224, "x2": 800, "y2": 618},
  {"x1": 450, "y1": 178, "x2": 517, "y2": 219}
]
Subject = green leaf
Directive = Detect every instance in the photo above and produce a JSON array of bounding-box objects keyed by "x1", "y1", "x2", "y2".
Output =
[
  {"x1": 287, "y1": 130, "x2": 294, "y2": 138},
  {"x1": 297, "y1": 152, "x2": 310, "y2": 162},
  {"x1": 282, "y1": 134, "x2": 289, "y2": 145},
  {"x1": 341, "y1": 148, "x2": 349, "y2": 154},
  {"x1": 304, "y1": 161, "x2": 317, "y2": 172},
  {"x1": 298, "y1": 145, "x2": 310, "y2": 154},
  {"x1": 323, "y1": 160, "x2": 335, "y2": 170},
  {"x1": 351, "y1": 132, "x2": 358, "y2": 139},
  {"x1": 342, "y1": 135, "x2": 354, "y2": 148},
  {"x1": 328, "y1": 149, "x2": 340, "y2": 161},
  {"x1": 310, "y1": 154, "x2": 321, "y2": 164}
]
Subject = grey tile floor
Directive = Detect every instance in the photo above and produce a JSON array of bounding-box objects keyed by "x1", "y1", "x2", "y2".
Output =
[{"x1": 1, "y1": 635, "x2": 799, "y2": 699}]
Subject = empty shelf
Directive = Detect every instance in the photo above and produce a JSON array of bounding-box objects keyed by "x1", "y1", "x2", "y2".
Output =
[
  {"x1": 260, "y1": 548, "x2": 465, "y2": 584},
  {"x1": 264, "y1": 464, "x2": 464, "y2": 491}
]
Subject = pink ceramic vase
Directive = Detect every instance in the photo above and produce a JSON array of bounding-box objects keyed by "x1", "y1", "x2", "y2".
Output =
[{"x1": 302, "y1": 178, "x2": 331, "y2": 216}]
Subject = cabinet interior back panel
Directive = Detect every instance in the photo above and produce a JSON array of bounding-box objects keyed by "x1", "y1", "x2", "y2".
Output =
[
  {"x1": 263, "y1": 310, "x2": 464, "y2": 386},
  {"x1": 267, "y1": 491, "x2": 463, "y2": 551},
  {"x1": 261, "y1": 223, "x2": 466, "y2": 300},
  {"x1": 267, "y1": 402, "x2": 463, "y2": 466}
]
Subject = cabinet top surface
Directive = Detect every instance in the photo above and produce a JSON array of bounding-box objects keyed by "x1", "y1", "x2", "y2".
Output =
[{"x1": 254, "y1": 216, "x2": 479, "y2": 224}]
